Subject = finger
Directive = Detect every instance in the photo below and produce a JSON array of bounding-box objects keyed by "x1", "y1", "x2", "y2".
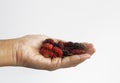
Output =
[
  {"x1": 46, "y1": 57, "x2": 62, "y2": 71},
  {"x1": 70, "y1": 54, "x2": 91, "y2": 66},
  {"x1": 82, "y1": 42, "x2": 95, "y2": 55},
  {"x1": 83, "y1": 42, "x2": 93, "y2": 50},
  {"x1": 86, "y1": 48, "x2": 96, "y2": 55},
  {"x1": 60, "y1": 54, "x2": 90, "y2": 68}
]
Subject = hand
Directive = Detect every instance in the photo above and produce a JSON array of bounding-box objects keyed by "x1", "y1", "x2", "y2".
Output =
[{"x1": 14, "y1": 35, "x2": 95, "y2": 71}]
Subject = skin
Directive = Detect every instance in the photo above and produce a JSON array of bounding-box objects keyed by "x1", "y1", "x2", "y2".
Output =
[{"x1": 0, "y1": 35, "x2": 95, "y2": 71}]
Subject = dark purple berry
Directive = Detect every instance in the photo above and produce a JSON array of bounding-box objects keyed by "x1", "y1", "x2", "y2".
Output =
[
  {"x1": 73, "y1": 43, "x2": 81, "y2": 49},
  {"x1": 43, "y1": 39, "x2": 54, "y2": 44},
  {"x1": 64, "y1": 42, "x2": 74, "y2": 47},
  {"x1": 53, "y1": 42, "x2": 59, "y2": 47},
  {"x1": 79, "y1": 43, "x2": 85, "y2": 50},
  {"x1": 62, "y1": 49, "x2": 70, "y2": 56},
  {"x1": 72, "y1": 43, "x2": 85, "y2": 50},
  {"x1": 58, "y1": 41, "x2": 64, "y2": 48}
]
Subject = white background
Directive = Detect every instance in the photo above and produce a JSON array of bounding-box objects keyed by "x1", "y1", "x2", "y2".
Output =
[{"x1": 0, "y1": 0, "x2": 120, "y2": 83}]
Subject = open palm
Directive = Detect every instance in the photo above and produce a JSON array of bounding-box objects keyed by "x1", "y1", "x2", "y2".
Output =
[{"x1": 16, "y1": 35, "x2": 95, "y2": 71}]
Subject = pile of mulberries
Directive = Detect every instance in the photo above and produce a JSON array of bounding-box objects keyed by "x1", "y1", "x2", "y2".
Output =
[{"x1": 40, "y1": 39, "x2": 86, "y2": 58}]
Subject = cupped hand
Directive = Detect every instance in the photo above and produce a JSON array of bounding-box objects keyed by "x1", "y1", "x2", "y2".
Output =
[{"x1": 15, "y1": 35, "x2": 95, "y2": 71}]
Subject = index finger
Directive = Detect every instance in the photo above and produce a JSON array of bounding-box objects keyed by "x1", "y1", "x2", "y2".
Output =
[{"x1": 60, "y1": 54, "x2": 91, "y2": 68}]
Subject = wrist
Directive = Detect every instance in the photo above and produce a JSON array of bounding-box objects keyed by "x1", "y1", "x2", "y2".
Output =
[{"x1": 0, "y1": 39, "x2": 18, "y2": 66}]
